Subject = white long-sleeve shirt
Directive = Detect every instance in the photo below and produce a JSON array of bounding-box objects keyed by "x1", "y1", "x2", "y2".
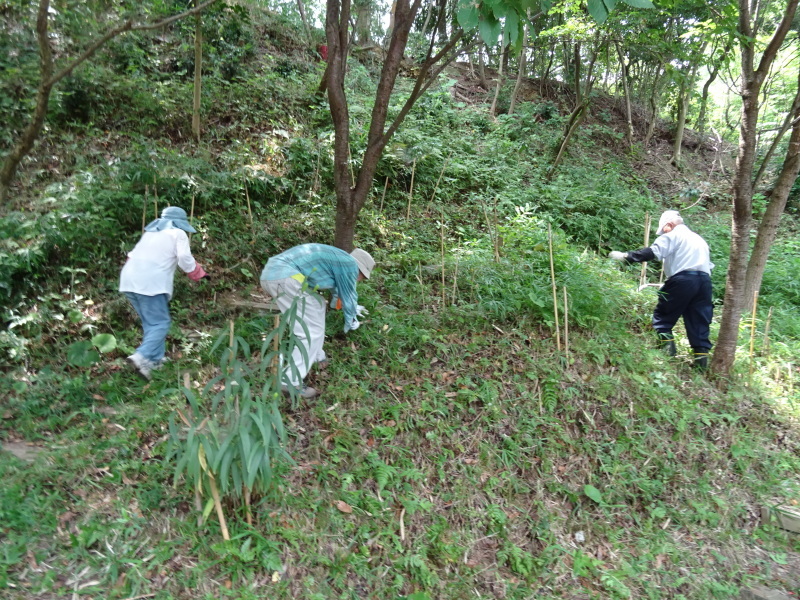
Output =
[
  {"x1": 650, "y1": 224, "x2": 713, "y2": 278},
  {"x1": 119, "y1": 229, "x2": 198, "y2": 299}
]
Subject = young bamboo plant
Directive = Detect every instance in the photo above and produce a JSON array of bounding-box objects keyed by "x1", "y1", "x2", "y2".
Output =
[{"x1": 166, "y1": 300, "x2": 309, "y2": 538}]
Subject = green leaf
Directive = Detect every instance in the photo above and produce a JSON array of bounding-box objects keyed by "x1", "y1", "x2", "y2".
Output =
[
  {"x1": 584, "y1": 484, "x2": 603, "y2": 504},
  {"x1": 456, "y1": 0, "x2": 480, "y2": 30},
  {"x1": 539, "y1": 0, "x2": 553, "y2": 11},
  {"x1": 621, "y1": 0, "x2": 654, "y2": 7},
  {"x1": 602, "y1": 0, "x2": 617, "y2": 11},
  {"x1": 91, "y1": 333, "x2": 117, "y2": 353},
  {"x1": 67, "y1": 340, "x2": 100, "y2": 367},
  {"x1": 586, "y1": 0, "x2": 609, "y2": 23},
  {"x1": 478, "y1": 15, "x2": 502, "y2": 46},
  {"x1": 504, "y1": 12, "x2": 520, "y2": 46},
  {"x1": 202, "y1": 497, "x2": 215, "y2": 522}
]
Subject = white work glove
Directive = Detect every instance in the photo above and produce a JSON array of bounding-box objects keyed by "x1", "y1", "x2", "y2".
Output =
[
  {"x1": 356, "y1": 305, "x2": 369, "y2": 317},
  {"x1": 346, "y1": 318, "x2": 360, "y2": 332},
  {"x1": 608, "y1": 251, "x2": 628, "y2": 261}
]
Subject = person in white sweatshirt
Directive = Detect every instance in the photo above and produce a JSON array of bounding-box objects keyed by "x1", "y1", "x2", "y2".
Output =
[
  {"x1": 119, "y1": 206, "x2": 207, "y2": 380},
  {"x1": 609, "y1": 210, "x2": 714, "y2": 369}
]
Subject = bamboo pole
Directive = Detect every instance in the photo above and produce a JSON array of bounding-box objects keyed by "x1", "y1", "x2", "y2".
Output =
[
  {"x1": 244, "y1": 486, "x2": 253, "y2": 526},
  {"x1": 153, "y1": 176, "x2": 158, "y2": 219},
  {"x1": 639, "y1": 213, "x2": 651, "y2": 289},
  {"x1": 563, "y1": 286, "x2": 569, "y2": 359},
  {"x1": 406, "y1": 158, "x2": 416, "y2": 219},
  {"x1": 208, "y1": 476, "x2": 230, "y2": 540},
  {"x1": 379, "y1": 176, "x2": 389, "y2": 212},
  {"x1": 548, "y1": 223, "x2": 561, "y2": 352},
  {"x1": 272, "y1": 314, "x2": 280, "y2": 376},
  {"x1": 451, "y1": 258, "x2": 459, "y2": 305},
  {"x1": 243, "y1": 179, "x2": 253, "y2": 226},
  {"x1": 440, "y1": 207, "x2": 446, "y2": 308},
  {"x1": 142, "y1": 185, "x2": 148, "y2": 231},
  {"x1": 493, "y1": 197, "x2": 500, "y2": 262}
]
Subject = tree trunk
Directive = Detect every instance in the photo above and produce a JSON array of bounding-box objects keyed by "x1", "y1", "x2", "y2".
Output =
[
  {"x1": 615, "y1": 41, "x2": 633, "y2": 151},
  {"x1": 296, "y1": 0, "x2": 312, "y2": 42},
  {"x1": 326, "y1": 0, "x2": 463, "y2": 249},
  {"x1": 711, "y1": 0, "x2": 799, "y2": 377},
  {"x1": 192, "y1": 5, "x2": 202, "y2": 142},
  {"x1": 671, "y1": 76, "x2": 689, "y2": 165},
  {"x1": 354, "y1": 0, "x2": 371, "y2": 45},
  {"x1": 743, "y1": 76, "x2": 800, "y2": 307},
  {"x1": 643, "y1": 65, "x2": 664, "y2": 148},
  {"x1": 508, "y1": 25, "x2": 528, "y2": 115},
  {"x1": 0, "y1": 0, "x2": 54, "y2": 205},
  {"x1": 0, "y1": 0, "x2": 218, "y2": 206},
  {"x1": 478, "y1": 45, "x2": 489, "y2": 90},
  {"x1": 490, "y1": 45, "x2": 505, "y2": 117}
]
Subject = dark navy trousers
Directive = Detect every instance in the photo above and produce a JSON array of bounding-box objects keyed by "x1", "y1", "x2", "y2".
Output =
[{"x1": 652, "y1": 271, "x2": 713, "y2": 352}]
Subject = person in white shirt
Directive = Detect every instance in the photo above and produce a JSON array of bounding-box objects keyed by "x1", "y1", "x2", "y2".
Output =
[
  {"x1": 119, "y1": 206, "x2": 207, "y2": 380},
  {"x1": 609, "y1": 210, "x2": 714, "y2": 369}
]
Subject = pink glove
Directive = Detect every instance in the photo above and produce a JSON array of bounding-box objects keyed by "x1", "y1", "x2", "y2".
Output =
[{"x1": 187, "y1": 263, "x2": 207, "y2": 281}]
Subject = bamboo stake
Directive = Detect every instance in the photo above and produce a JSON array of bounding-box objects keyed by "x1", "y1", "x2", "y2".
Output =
[
  {"x1": 244, "y1": 486, "x2": 253, "y2": 526},
  {"x1": 639, "y1": 213, "x2": 651, "y2": 289},
  {"x1": 563, "y1": 286, "x2": 569, "y2": 359},
  {"x1": 406, "y1": 158, "x2": 416, "y2": 219},
  {"x1": 762, "y1": 306, "x2": 773, "y2": 358},
  {"x1": 493, "y1": 197, "x2": 500, "y2": 261},
  {"x1": 243, "y1": 179, "x2": 253, "y2": 227},
  {"x1": 440, "y1": 207, "x2": 446, "y2": 308},
  {"x1": 451, "y1": 258, "x2": 459, "y2": 305},
  {"x1": 142, "y1": 185, "x2": 148, "y2": 231},
  {"x1": 748, "y1": 290, "x2": 759, "y2": 385},
  {"x1": 153, "y1": 176, "x2": 158, "y2": 219},
  {"x1": 208, "y1": 476, "x2": 230, "y2": 540},
  {"x1": 189, "y1": 192, "x2": 195, "y2": 240},
  {"x1": 348, "y1": 147, "x2": 355, "y2": 187},
  {"x1": 194, "y1": 483, "x2": 203, "y2": 527},
  {"x1": 272, "y1": 314, "x2": 280, "y2": 376},
  {"x1": 548, "y1": 223, "x2": 561, "y2": 352},
  {"x1": 379, "y1": 176, "x2": 389, "y2": 212}
]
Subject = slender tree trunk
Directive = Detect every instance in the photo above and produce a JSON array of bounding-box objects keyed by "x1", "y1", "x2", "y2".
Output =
[
  {"x1": 478, "y1": 46, "x2": 489, "y2": 90},
  {"x1": 671, "y1": 76, "x2": 689, "y2": 165},
  {"x1": 616, "y1": 41, "x2": 633, "y2": 150},
  {"x1": 490, "y1": 45, "x2": 506, "y2": 117},
  {"x1": 743, "y1": 72, "x2": 800, "y2": 306},
  {"x1": 508, "y1": 25, "x2": 528, "y2": 115},
  {"x1": 0, "y1": 0, "x2": 219, "y2": 206},
  {"x1": 712, "y1": 0, "x2": 799, "y2": 377},
  {"x1": 296, "y1": 0, "x2": 312, "y2": 42},
  {"x1": 326, "y1": 0, "x2": 462, "y2": 249},
  {"x1": 192, "y1": 4, "x2": 202, "y2": 142},
  {"x1": 643, "y1": 65, "x2": 665, "y2": 148}
]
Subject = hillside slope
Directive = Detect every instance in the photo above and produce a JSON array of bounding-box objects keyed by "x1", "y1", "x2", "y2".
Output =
[{"x1": 1, "y1": 8, "x2": 799, "y2": 600}]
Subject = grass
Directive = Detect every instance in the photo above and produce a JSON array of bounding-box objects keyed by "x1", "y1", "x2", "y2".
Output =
[{"x1": 2, "y1": 7, "x2": 800, "y2": 600}]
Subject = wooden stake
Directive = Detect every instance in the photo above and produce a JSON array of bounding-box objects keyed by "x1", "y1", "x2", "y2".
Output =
[
  {"x1": 153, "y1": 176, "x2": 158, "y2": 219},
  {"x1": 451, "y1": 257, "x2": 459, "y2": 305},
  {"x1": 142, "y1": 185, "x2": 148, "y2": 232},
  {"x1": 348, "y1": 147, "x2": 355, "y2": 187},
  {"x1": 380, "y1": 176, "x2": 389, "y2": 212},
  {"x1": 244, "y1": 486, "x2": 253, "y2": 526},
  {"x1": 440, "y1": 207, "x2": 446, "y2": 308},
  {"x1": 272, "y1": 314, "x2": 280, "y2": 376},
  {"x1": 493, "y1": 197, "x2": 500, "y2": 261},
  {"x1": 548, "y1": 223, "x2": 561, "y2": 352},
  {"x1": 563, "y1": 286, "x2": 569, "y2": 359},
  {"x1": 243, "y1": 179, "x2": 253, "y2": 227},
  {"x1": 639, "y1": 213, "x2": 651, "y2": 289},
  {"x1": 208, "y1": 476, "x2": 230, "y2": 540},
  {"x1": 406, "y1": 158, "x2": 416, "y2": 219}
]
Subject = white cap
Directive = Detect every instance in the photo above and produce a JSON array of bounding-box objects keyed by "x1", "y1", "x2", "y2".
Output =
[
  {"x1": 656, "y1": 210, "x2": 681, "y2": 235},
  {"x1": 350, "y1": 248, "x2": 375, "y2": 279}
]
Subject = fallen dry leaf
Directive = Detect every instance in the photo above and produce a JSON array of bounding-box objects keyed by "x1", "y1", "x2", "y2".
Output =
[{"x1": 335, "y1": 500, "x2": 353, "y2": 514}]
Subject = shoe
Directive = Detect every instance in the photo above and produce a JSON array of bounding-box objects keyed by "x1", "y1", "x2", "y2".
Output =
[
  {"x1": 127, "y1": 353, "x2": 153, "y2": 381},
  {"x1": 280, "y1": 384, "x2": 319, "y2": 399},
  {"x1": 152, "y1": 356, "x2": 170, "y2": 370}
]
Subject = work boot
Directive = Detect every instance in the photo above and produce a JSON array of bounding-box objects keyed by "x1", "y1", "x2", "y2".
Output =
[
  {"x1": 657, "y1": 332, "x2": 676, "y2": 357},
  {"x1": 281, "y1": 384, "x2": 319, "y2": 399},
  {"x1": 692, "y1": 348, "x2": 709, "y2": 371}
]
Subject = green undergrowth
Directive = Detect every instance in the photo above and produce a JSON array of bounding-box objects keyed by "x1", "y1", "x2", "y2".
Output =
[{"x1": 2, "y1": 5, "x2": 800, "y2": 599}]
